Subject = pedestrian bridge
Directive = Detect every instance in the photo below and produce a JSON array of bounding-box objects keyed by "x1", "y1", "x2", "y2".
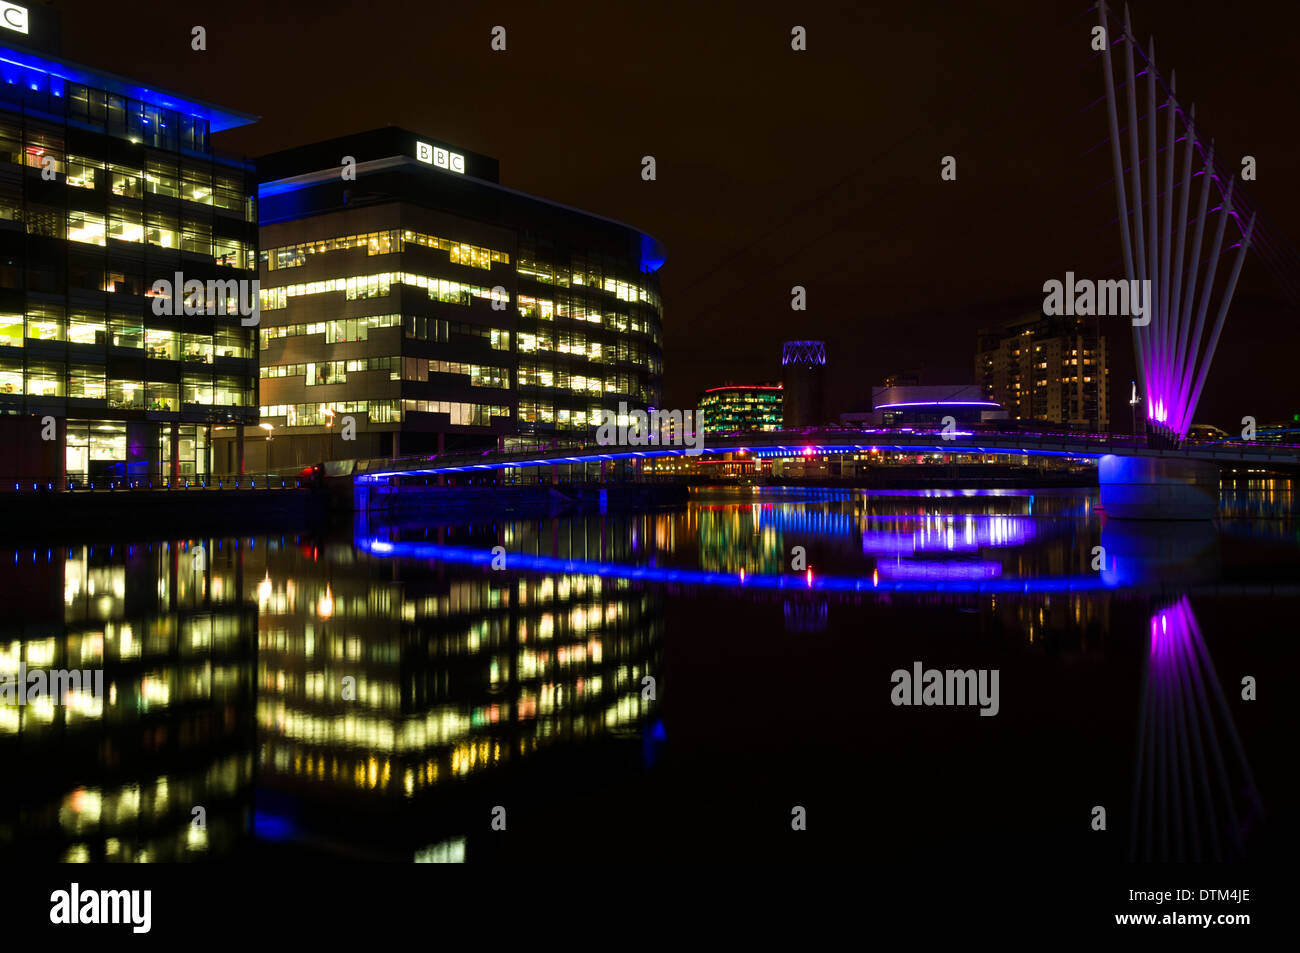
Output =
[{"x1": 347, "y1": 427, "x2": 1300, "y2": 483}]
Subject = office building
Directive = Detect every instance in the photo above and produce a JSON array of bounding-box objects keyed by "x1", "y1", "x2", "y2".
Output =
[
  {"x1": 976, "y1": 313, "x2": 1109, "y2": 431},
  {"x1": 242, "y1": 127, "x2": 664, "y2": 471},
  {"x1": 698, "y1": 383, "x2": 782, "y2": 434},
  {"x1": 0, "y1": 5, "x2": 259, "y2": 484}
]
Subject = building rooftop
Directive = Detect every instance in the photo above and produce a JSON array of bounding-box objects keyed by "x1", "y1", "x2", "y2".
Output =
[
  {"x1": 256, "y1": 126, "x2": 666, "y2": 273},
  {"x1": 0, "y1": 40, "x2": 259, "y2": 132}
]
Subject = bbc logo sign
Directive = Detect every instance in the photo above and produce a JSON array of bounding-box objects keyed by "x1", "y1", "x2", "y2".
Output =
[
  {"x1": 0, "y1": 1, "x2": 28, "y2": 35},
  {"x1": 416, "y1": 141, "x2": 466, "y2": 175}
]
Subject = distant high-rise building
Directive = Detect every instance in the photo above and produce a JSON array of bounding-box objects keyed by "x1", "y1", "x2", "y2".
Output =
[
  {"x1": 698, "y1": 383, "x2": 782, "y2": 434},
  {"x1": 883, "y1": 372, "x2": 920, "y2": 388},
  {"x1": 781, "y1": 340, "x2": 826, "y2": 428},
  {"x1": 976, "y1": 313, "x2": 1109, "y2": 431}
]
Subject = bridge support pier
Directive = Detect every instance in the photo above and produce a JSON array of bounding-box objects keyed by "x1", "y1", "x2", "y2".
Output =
[{"x1": 1098, "y1": 454, "x2": 1219, "y2": 520}]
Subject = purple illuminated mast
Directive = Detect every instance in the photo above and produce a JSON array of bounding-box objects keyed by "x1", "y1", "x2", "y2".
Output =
[{"x1": 1097, "y1": 2, "x2": 1255, "y2": 445}]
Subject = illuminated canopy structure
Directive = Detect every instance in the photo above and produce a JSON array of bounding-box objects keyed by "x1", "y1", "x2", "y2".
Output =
[
  {"x1": 781, "y1": 341, "x2": 827, "y2": 367},
  {"x1": 1097, "y1": 2, "x2": 1255, "y2": 445}
]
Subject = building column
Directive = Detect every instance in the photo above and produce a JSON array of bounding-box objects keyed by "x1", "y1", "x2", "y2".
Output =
[
  {"x1": 170, "y1": 421, "x2": 180, "y2": 484},
  {"x1": 57, "y1": 417, "x2": 67, "y2": 491},
  {"x1": 237, "y1": 425, "x2": 245, "y2": 477}
]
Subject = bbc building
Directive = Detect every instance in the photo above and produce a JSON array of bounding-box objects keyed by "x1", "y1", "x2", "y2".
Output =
[
  {"x1": 240, "y1": 127, "x2": 665, "y2": 472},
  {"x1": 0, "y1": 4, "x2": 259, "y2": 485}
]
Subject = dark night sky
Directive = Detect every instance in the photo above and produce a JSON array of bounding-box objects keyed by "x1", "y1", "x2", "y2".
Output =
[{"x1": 53, "y1": 0, "x2": 1300, "y2": 429}]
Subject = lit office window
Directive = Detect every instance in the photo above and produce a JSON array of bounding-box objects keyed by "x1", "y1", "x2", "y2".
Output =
[
  {"x1": 145, "y1": 159, "x2": 179, "y2": 198},
  {"x1": 108, "y1": 206, "x2": 143, "y2": 243},
  {"x1": 67, "y1": 210, "x2": 105, "y2": 245},
  {"x1": 146, "y1": 211, "x2": 178, "y2": 248},
  {"x1": 110, "y1": 315, "x2": 143, "y2": 350},
  {"x1": 0, "y1": 358, "x2": 20, "y2": 394},
  {"x1": 25, "y1": 361, "x2": 64, "y2": 397},
  {"x1": 108, "y1": 379, "x2": 145, "y2": 410},
  {"x1": 68, "y1": 365, "x2": 106, "y2": 400},
  {"x1": 68, "y1": 313, "x2": 106, "y2": 345},
  {"x1": 110, "y1": 164, "x2": 142, "y2": 198},
  {"x1": 26, "y1": 307, "x2": 64, "y2": 341},
  {"x1": 0, "y1": 313, "x2": 23, "y2": 348},
  {"x1": 66, "y1": 156, "x2": 102, "y2": 189}
]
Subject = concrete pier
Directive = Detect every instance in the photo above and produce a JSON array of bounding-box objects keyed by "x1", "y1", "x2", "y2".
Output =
[{"x1": 1098, "y1": 454, "x2": 1220, "y2": 520}]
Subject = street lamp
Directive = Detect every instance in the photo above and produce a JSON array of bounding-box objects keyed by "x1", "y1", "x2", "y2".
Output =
[{"x1": 1129, "y1": 381, "x2": 1142, "y2": 439}]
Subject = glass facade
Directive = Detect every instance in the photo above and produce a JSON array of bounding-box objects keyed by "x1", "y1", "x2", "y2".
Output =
[
  {"x1": 514, "y1": 240, "x2": 662, "y2": 435},
  {"x1": 0, "y1": 47, "x2": 259, "y2": 483},
  {"x1": 699, "y1": 385, "x2": 784, "y2": 434},
  {"x1": 252, "y1": 136, "x2": 664, "y2": 467},
  {"x1": 254, "y1": 219, "x2": 517, "y2": 466}
]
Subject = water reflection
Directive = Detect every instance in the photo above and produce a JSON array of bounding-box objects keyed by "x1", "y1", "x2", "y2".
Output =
[
  {"x1": 0, "y1": 534, "x2": 663, "y2": 862},
  {"x1": 250, "y1": 538, "x2": 661, "y2": 840},
  {"x1": 0, "y1": 481, "x2": 1294, "y2": 862},
  {"x1": 0, "y1": 541, "x2": 256, "y2": 861},
  {"x1": 1131, "y1": 597, "x2": 1263, "y2": 862}
]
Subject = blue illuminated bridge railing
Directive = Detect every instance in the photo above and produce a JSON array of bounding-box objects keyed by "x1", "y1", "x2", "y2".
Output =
[{"x1": 350, "y1": 428, "x2": 1300, "y2": 482}]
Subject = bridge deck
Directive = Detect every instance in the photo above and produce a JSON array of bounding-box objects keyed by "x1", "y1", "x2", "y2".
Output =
[{"x1": 346, "y1": 429, "x2": 1300, "y2": 481}]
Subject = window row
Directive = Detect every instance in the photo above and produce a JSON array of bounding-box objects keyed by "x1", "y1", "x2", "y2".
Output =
[
  {"x1": 64, "y1": 83, "x2": 211, "y2": 153},
  {"x1": 0, "y1": 119, "x2": 249, "y2": 216},
  {"x1": 401, "y1": 400, "x2": 510, "y2": 427},
  {"x1": 260, "y1": 229, "x2": 509, "y2": 271},
  {"x1": 401, "y1": 358, "x2": 510, "y2": 389},
  {"x1": 260, "y1": 357, "x2": 398, "y2": 385},
  {"x1": 13, "y1": 205, "x2": 253, "y2": 265},
  {"x1": 516, "y1": 365, "x2": 642, "y2": 397},
  {"x1": 515, "y1": 249, "x2": 657, "y2": 307},
  {"x1": 516, "y1": 333, "x2": 652, "y2": 367},
  {"x1": 259, "y1": 273, "x2": 494, "y2": 311},
  {"x1": 0, "y1": 311, "x2": 249, "y2": 358},
  {"x1": 516, "y1": 402, "x2": 610, "y2": 430},
  {"x1": 402, "y1": 315, "x2": 511, "y2": 350},
  {"x1": 260, "y1": 401, "x2": 402, "y2": 426},
  {"x1": 517, "y1": 294, "x2": 658, "y2": 339},
  {"x1": 0, "y1": 252, "x2": 253, "y2": 298},
  {"x1": 0, "y1": 363, "x2": 249, "y2": 407},
  {"x1": 259, "y1": 314, "x2": 402, "y2": 348}
]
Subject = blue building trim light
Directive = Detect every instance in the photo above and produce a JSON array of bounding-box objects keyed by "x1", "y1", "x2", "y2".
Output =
[{"x1": 0, "y1": 43, "x2": 258, "y2": 131}]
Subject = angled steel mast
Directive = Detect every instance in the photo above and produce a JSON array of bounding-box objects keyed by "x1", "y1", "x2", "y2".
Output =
[{"x1": 1096, "y1": 1, "x2": 1255, "y2": 445}]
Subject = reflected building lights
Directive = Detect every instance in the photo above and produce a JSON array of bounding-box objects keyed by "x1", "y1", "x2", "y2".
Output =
[{"x1": 0, "y1": 540, "x2": 257, "y2": 861}]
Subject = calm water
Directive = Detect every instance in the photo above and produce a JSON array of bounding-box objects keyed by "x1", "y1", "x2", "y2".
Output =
[{"x1": 2, "y1": 484, "x2": 1297, "y2": 863}]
